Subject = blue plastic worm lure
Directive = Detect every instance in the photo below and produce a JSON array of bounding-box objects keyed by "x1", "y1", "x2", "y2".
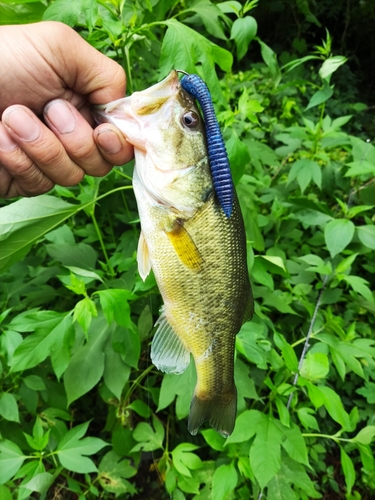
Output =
[{"x1": 179, "y1": 72, "x2": 234, "y2": 218}]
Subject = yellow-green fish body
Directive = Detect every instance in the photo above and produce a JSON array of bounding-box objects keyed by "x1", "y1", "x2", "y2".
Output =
[{"x1": 94, "y1": 71, "x2": 253, "y2": 437}]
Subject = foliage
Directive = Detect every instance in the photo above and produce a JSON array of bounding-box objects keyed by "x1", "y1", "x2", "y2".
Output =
[{"x1": 1, "y1": 0, "x2": 375, "y2": 499}]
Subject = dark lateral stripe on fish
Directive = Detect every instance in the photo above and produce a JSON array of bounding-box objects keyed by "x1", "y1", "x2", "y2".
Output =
[{"x1": 180, "y1": 73, "x2": 234, "y2": 218}]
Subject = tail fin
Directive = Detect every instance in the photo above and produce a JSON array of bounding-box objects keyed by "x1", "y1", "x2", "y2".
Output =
[{"x1": 187, "y1": 390, "x2": 237, "y2": 438}]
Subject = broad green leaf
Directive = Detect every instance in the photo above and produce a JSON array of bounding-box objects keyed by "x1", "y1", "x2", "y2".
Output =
[
  {"x1": 0, "y1": 2, "x2": 46, "y2": 25},
  {"x1": 297, "y1": 407, "x2": 320, "y2": 431},
  {"x1": 212, "y1": 463, "x2": 237, "y2": 500},
  {"x1": 335, "y1": 253, "x2": 358, "y2": 274},
  {"x1": 344, "y1": 275, "x2": 374, "y2": 303},
  {"x1": 257, "y1": 38, "x2": 281, "y2": 85},
  {"x1": 98, "y1": 451, "x2": 137, "y2": 494},
  {"x1": 0, "y1": 393, "x2": 19, "y2": 423},
  {"x1": 57, "y1": 421, "x2": 108, "y2": 473},
  {"x1": 319, "y1": 56, "x2": 347, "y2": 79},
  {"x1": 0, "y1": 440, "x2": 26, "y2": 485},
  {"x1": 42, "y1": 0, "x2": 82, "y2": 26},
  {"x1": 131, "y1": 418, "x2": 164, "y2": 452},
  {"x1": 230, "y1": 16, "x2": 257, "y2": 60},
  {"x1": 10, "y1": 314, "x2": 72, "y2": 372},
  {"x1": 353, "y1": 426, "x2": 375, "y2": 445},
  {"x1": 226, "y1": 410, "x2": 263, "y2": 444},
  {"x1": 288, "y1": 159, "x2": 321, "y2": 192},
  {"x1": 324, "y1": 219, "x2": 355, "y2": 257},
  {"x1": 217, "y1": 1, "x2": 242, "y2": 15},
  {"x1": 305, "y1": 81, "x2": 333, "y2": 110},
  {"x1": 280, "y1": 424, "x2": 310, "y2": 466},
  {"x1": 171, "y1": 443, "x2": 202, "y2": 477},
  {"x1": 226, "y1": 130, "x2": 251, "y2": 185},
  {"x1": 261, "y1": 255, "x2": 286, "y2": 272},
  {"x1": 96, "y1": 289, "x2": 135, "y2": 328},
  {"x1": 357, "y1": 225, "x2": 375, "y2": 249},
  {"x1": 186, "y1": 0, "x2": 227, "y2": 41},
  {"x1": 23, "y1": 472, "x2": 54, "y2": 494},
  {"x1": 157, "y1": 362, "x2": 196, "y2": 419},
  {"x1": 345, "y1": 160, "x2": 375, "y2": 177},
  {"x1": 103, "y1": 343, "x2": 130, "y2": 400},
  {"x1": 300, "y1": 352, "x2": 329, "y2": 381},
  {"x1": 160, "y1": 19, "x2": 232, "y2": 104},
  {"x1": 316, "y1": 385, "x2": 351, "y2": 429},
  {"x1": 64, "y1": 315, "x2": 110, "y2": 405},
  {"x1": 0, "y1": 195, "x2": 77, "y2": 274},
  {"x1": 126, "y1": 400, "x2": 151, "y2": 418},
  {"x1": 0, "y1": 485, "x2": 12, "y2": 500},
  {"x1": 340, "y1": 447, "x2": 355, "y2": 495},
  {"x1": 74, "y1": 297, "x2": 97, "y2": 334},
  {"x1": 249, "y1": 415, "x2": 282, "y2": 489},
  {"x1": 201, "y1": 429, "x2": 225, "y2": 451}
]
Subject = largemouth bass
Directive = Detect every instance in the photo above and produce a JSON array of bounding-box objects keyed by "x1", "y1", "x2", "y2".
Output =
[{"x1": 94, "y1": 70, "x2": 253, "y2": 437}]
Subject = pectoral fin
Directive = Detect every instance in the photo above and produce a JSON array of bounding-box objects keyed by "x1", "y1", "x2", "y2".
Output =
[
  {"x1": 137, "y1": 231, "x2": 152, "y2": 281},
  {"x1": 151, "y1": 307, "x2": 191, "y2": 375},
  {"x1": 165, "y1": 221, "x2": 203, "y2": 271}
]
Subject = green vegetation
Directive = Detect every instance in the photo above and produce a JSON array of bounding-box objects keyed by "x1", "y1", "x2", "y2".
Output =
[{"x1": 1, "y1": 0, "x2": 375, "y2": 498}]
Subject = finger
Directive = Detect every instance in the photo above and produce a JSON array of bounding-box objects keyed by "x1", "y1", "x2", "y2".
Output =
[
  {"x1": 2, "y1": 105, "x2": 85, "y2": 187},
  {"x1": 0, "y1": 122, "x2": 54, "y2": 197},
  {"x1": 94, "y1": 123, "x2": 134, "y2": 166},
  {"x1": 44, "y1": 99, "x2": 124, "y2": 177}
]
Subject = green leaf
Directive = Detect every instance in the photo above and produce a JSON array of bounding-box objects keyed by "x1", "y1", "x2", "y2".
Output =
[
  {"x1": 288, "y1": 159, "x2": 321, "y2": 192},
  {"x1": 249, "y1": 415, "x2": 282, "y2": 489},
  {"x1": 187, "y1": 0, "x2": 227, "y2": 41},
  {"x1": 171, "y1": 443, "x2": 202, "y2": 478},
  {"x1": 305, "y1": 81, "x2": 333, "y2": 110},
  {"x1": 319, "y1": 56, "x2": 347, "y2": 79},
  {"x1": 57, "y1": 421, "x2": 108, "y2": 473},
  {"x1": 74, "y1": 297, "x2": 97, "y2": 334},
  {"x1": 64, "y1": 315, "x2": 110, "y2": 405},
  {"x1": 0, "y1": 440, "x2": 26, "y2": 485},
  {"x1": 340, "y1": 447, "x2": 355, "y2": 495},
  {"x1": 257, "y1": 38, "x2": 281, "y2": 85},
  {"x1": 0, "y1": 195, "x2": 78, "y2": 274},
  {"x1": 160, "y1": 19, "x2": 232, "y2": 105},
  {"x1": 0, "y1": 2, "x2": 46, "y2": 25},
  {"x1": 126, "y1": 400, "x2": 151, "y2": 418},
  {"x1": 157, "y1": 362, "x2": 196, "y2": 419},
  {"x1": 357, "y1": 225, "x2": 375, "y2": 249},
  {"x1": 230, "y1": 16, "x2": 257, "y2": 60},
  {"x1": 131, "y1": 417, "x2": 164, "y2": 452},
  {"x1": 212, "y1": 463, "x2": 237, "y2": 500},
  {"x1": 324, "y1": 219, "x2": 355, "y2": 257},
  {"x1": 300, "y1": 352, "x2": 329, "y2": 381},
  {"x1": 297, "y1": 407, "x2": 320, "y2": 431},
  {"x1": 344, "y1": 275, "x2": 374, "y2": 302},
  {"x1": 23, "y1": 472, "x2": 54, "y2": 494},
  {"x1": 0, "y1": 393, "x2": 19, "y2": 423},
  {"x1": 281, "y1": 424, "x2": 310, "y2": 466},
  {"x1": 42, "y1": 0, "x2": 82, "y2": 26},
  {"x1": 98, "y1": 451, "x2": 136, "y2": 494},
  {"x1": 201, "y1": 429, "x2": 225, "y2": 451},
  {"x1": 96, "y1": 289, "x2": 135, "y2": 328},
  {"x1": 226, "y1": 409, "x2": 263, "y2": 444},
  {"x1": 226, "y1": 130, "x2": 251, "y2": 185},
  {"x1": 353, "y1": 426, "x2": 375, "y2": 445},
  {"x1": 103, "y1": 343, "x2": 130, "y2": 400},
  {"x1": 315, "y1": 385, "x2": 351, "y2": 429},
  {"x1": 10, "y1": 314, "x2": 72, "y2": 372}
]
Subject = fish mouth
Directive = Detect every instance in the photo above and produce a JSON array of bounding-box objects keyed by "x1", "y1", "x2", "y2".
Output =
[{"x1": 92, "y1": 70, "x2": 181, "y2": 129}]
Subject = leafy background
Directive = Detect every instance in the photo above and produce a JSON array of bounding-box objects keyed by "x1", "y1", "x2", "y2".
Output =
[{"x1": 1, "y1": 0, "x2": 375, "y2": 498}]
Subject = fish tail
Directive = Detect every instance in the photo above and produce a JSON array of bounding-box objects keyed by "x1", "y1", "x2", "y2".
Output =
[{"x1": 187, "y1": 389, "x2": 237, "y2": 438}]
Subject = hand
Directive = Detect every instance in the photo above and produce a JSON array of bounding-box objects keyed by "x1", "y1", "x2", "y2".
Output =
[{"x1": 0, "y1": 21, "x2": 133, "y2": 198}]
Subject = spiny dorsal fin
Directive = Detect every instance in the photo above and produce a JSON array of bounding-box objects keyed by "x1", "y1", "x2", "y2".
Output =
[
  {"x1": 165, "y1": 220, "x2": 203, "y2": 271},
  {"x1": 151, "y1": 308, "x2": 191, "y2": 374},
  {"x1": 137, "y1": 231, "x2": 152, "y2": 281}
]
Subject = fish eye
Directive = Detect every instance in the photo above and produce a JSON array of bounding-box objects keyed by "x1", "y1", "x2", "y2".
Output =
[{"x1": 181, "y1": 111, "x2": 199, "y2": 128}]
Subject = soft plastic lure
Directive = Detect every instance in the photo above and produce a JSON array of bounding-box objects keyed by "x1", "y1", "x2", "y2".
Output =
[{"x1": 179, "y1": 72, "x2": 234, "y2": 218}]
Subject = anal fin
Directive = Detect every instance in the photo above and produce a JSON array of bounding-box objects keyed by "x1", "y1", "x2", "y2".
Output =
[
  {"x1": 151, "y1": 307, "x2": 190, "y2": 375},
  {"x1": 165, "y1": 220, "x2": 203, "y2": 271}
]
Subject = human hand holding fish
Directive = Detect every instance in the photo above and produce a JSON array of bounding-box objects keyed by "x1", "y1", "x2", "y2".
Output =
[
  {"x1": 0, "y1": 21, "x2": 132, "y2": 198},
  {"x1": 94, "y1": 70, "x2": 253, "y2": 437}
]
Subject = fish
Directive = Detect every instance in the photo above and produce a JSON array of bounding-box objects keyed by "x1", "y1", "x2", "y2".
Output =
[{"x1": 93, "y1": 70, "x2": 253, "y2": 437}]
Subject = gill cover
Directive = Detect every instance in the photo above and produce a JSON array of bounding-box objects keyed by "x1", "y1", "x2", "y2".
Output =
[{"x1": 180, "y1": 73, "x2": 234, "y2": 218}]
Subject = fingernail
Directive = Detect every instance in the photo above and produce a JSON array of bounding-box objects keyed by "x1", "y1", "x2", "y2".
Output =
[
  {"x1": 3, "y1": 108, "x2": 41, "y2": 142},
  {"x1": 0, "y1": 123, "x2": 17, "y2": 151},
  {"x1": 96, "y1": 129, "x2": 122, "y2": 155},
  {"x1": 44, "y1": 99, "x2": 76, "y2": 134}
]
